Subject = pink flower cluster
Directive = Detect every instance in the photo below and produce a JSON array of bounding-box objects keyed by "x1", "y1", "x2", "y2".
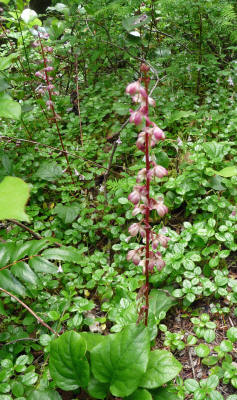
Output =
[
  {"x1": 126, "y1": 77, "x2": 169, "y2": 274},
  {"x1": 32, "y1": 27, "x2": 58, "y2": 108}
]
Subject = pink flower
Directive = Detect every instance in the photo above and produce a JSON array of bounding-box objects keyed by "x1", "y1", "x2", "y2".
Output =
[
  {"x1": 128, "y1": 190, "x2": 140, "y2": 204},
  {"x1": 136, "y1": 168, "x2": 146, "y2": 183},
  {"x1": 153, "y1": 165, "x2": 168, "y2": 178},
  {"x1": 46, "y1": 100, "x2": 54, "y2": 110},
  {"x1": 44, "y1": 66, "x2": 54, "y2": 72},
  {"x1": 129, "y1": 109, "x2": 144, "y2": 125},
  {"x1": 128, "y1": 223, "x2": 140, "y2": 236},
  {"x1": 152, "y1": 125, "x2": 165, "y2": 141},
  {"x1": 126, "y1": 81, "x2": 141, "y2": 95},
  {"x1": 35, "y1": 71, "x2": 43, "y2": 78}
]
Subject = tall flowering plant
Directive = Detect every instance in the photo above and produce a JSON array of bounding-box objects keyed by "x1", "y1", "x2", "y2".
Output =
[{"x1": 126, "y1": 64, "x2": 169, "y2": 326}]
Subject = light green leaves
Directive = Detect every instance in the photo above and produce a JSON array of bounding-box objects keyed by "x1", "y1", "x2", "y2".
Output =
[
  {"x1": 0, "y1": 97, "x2": 21, "y2": 120},
  {"x1": 0, "y1": 53, "x2": 18, "y2": 71},
  {"x1": 0, "y1": 177, "x2": 30, "y2": 222},
  {"x1": 28, "y1": 390, "x2": 62, "y2": 400},
  {"x1": 214, "y1": 166, "x2": 237, "y2": 178},
  {"x1": 49, "y1": 331, "x2": 89, "y2": 390},
  {"x1": 140, "y1": 350, "x2": 182, "y2": 389},
  {"x1": 91, "y1": 324, "x2": 150, "y2": 397}
]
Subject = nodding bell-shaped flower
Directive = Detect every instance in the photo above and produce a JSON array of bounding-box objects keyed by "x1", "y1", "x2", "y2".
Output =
[
  {"x1": 127, "y1": 249, "x2": 141, "y2": 265},
  {"x1": 129, "y1": 109, "x2": 145, "y2": 126},
  {"x1": 153, "y1": 164, "x2": 168, "y2": 178},
  {"x1": 152, "y1": 125, "x2": 165, "y2": 141},
  {"x1": 128, "y1": 189, "x2": 140, "y2": 205},
  {"x1": 126, "y1": 81, "x2": 141, "y2": 95},
  {"x1": 136, "y1": 168, "x2": 147, "y2": 183},
  {"x1": 128, "y1": 223, "x2": 140, "y2": 236},
  {"x1": 46, "y1": 100, "x2": 54, "y2": 110},
  {"x1": 153, "y1": 200, "x2": 169, "y2": 217},
  {"x1": 44, "y1": 66, "x2": 54, "y2": 72}
]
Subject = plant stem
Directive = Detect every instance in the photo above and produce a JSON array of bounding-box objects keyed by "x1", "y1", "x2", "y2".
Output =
[
  {"x1": 143, "y1": 70, "x2": 150, "y2": 327},
  {"x1": 38, "y1": 34, "x2": 75, "y2": 185}
]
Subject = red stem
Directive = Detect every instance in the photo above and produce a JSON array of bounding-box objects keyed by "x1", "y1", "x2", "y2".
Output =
[
  {"x1": 38, "y1": 34, "x2": 75, "y2": 185},
  {"x1": 143, "y1": 71, "x2": 150, "y2": 326}
]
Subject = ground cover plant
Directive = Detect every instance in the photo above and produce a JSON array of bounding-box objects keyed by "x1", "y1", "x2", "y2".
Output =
[{"x1": 0, "y1": 0, "x2": 236, "y2": 399}]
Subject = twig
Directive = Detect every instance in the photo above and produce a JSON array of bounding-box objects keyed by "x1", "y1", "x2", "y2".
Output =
[
  {"x1": 75, "y1": 56, "x2": 83, "y2": 146},
  {"x1": 3, "y1": 338, "x2": 39, "y2": 346},
  {"x1": 0, "y1": 287, "x2": 58, "y2": 336},
  {"x1": 188, "y1": 348, "x2": 196, "y2": 379},
  {"x1": 7, "y1": 219, "x2": 62, "y2": 247}
]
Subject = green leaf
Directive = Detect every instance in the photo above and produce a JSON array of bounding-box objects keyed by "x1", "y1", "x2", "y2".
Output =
[
  {"x1": 195, "y1": 344, "x2": 210, "y2": 358},
  {"x1": 202, "y1": 356, "x2": 218, "y2": 366},
  {"x1": 214, "y1": 166, "x2": 237, "y2": 178},
  {"x1": 49, "y1": 331, "x2": 89, "y2": 390},
  {"x1": 206, "y1": 375, "x2": 219, "y2": 388},
  {"x1": 140, "y1": 350, "x2": 182, "y2": 389},
  {"x1": 21, "y1": 8, "x2": 38, "y2": 24},
  {"x1": 42, "y1": 246, "x2": 82, "y2": 264},
  {"x1": 53, "y1": 203, "x2": 80, "y2": 224},
  {"x1": 22, "y1": 371, "x2": 38, "y2": 386},
  {"x1": 91, "y1": 324, "x2": 149, "y2": 397},
  {"x1": 29, "y1": 256, "x2": 58, "y2": 274},
  {"x1": 11, "y1": 262, "x2": 38, "y2": 286},
  {"x1": 184, "y1": 379, "x2": 199, "y2": 392},
  {"x1": 220, "y1": 340, "x2": 233, "y2": 352},
  {"x1": 0, "y1": 97, "x2": 21, "y2": 120},
  {"x1": 27, "y1": 389, "x2": 62, "y2": 400},
  {"x1": 87, "y1": 376, "x2": 109, "y2": 399},
  {"x1": 149, "y1": 289, "x2": 177, "y2": 317},
  {"x1": 0, "y1": 53, "x2": 18, "y2": 71},
  {"x1": 0, "y1": 270, "x2": 26, "y2": 297},
  {"x1": 35, "y1": 162, "x2": 63, "y2": 182},
  {"x1": 122, "y1": 15, "x2": 151, "y2": 32},
  {"x1": 0, "y1": 177, "x2": 30, "y2": 222},
  {"x1": 204, "y1": 329, "x2": 215, "y2": 343},
  {"x1": 11, "y1": 381, "x2": 24, "y2": 397},
  {"x1": 80, "y1": 332, "x2": 106, "y2": 351},
  {"x1": 126, "y1": 388, "x2": 152, "y2": 400},
  {"x1": 153, "y1": 387, "x2": 178, "y2": 400},
  {"x1": 227, "y1": 327, "x2": 237, "y2": 342},
  {"x1": 209, "y1": 391, "x2": 223, "y2": 400},
  {"x1": 0, "y1": 0, "x2": 10, "y2": 4}
]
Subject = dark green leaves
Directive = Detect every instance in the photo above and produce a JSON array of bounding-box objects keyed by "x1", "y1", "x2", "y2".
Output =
[
  {"x1": 49, "y1": 331, "x2": 89, "y2": 390},
  {"x1": 35, "y1": 161, "x2": 63, "y2": 182},
  {"x1": 91, "y1": 324, "x2": 150, "y2": 397},
  {"x1": 140, "y1": 350, "x2": 182, "y2": 389}
]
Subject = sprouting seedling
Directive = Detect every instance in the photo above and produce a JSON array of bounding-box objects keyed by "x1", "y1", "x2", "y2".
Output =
[
  {"x1": 32, "y1": 26, "x2": 75, "y2": 185},
  {"x1": 126, "y1": 64, "x2": 169, "y2": 326}
]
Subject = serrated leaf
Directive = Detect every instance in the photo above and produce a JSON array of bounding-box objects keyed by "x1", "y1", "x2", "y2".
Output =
[
  {"x1": 0, "y1": 177, "x2": 30, "y2": 221},
  {"x1": 0, "y1": 97, "x2": 21, "y2": 120},
  {"x1": 91, "y1": 324, "x2": 149, "y2": 397},
  {"x1": 27, "y1": 390, "x2": 62, "y2": 400},
  {"x1": 49, "y1": 331, "x2": 89, "y2": 390},
  {"x1": 140, "y1": 350, "x2": 182, "y2": 389},
  {"x1": 42, "y1": 247, "x2": 82, "y2": 264}
]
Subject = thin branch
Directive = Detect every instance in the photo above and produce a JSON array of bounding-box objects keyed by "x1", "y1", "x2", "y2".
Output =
[
  {"x1": 7, "y1": 219, "x2": 62, "y2": 247},
  {"x1": 0, "y1": 287, "x2": 58, "y2": 336},
  {"x1": 75, "y1": 56, "x2": 84, "y2": 146}
]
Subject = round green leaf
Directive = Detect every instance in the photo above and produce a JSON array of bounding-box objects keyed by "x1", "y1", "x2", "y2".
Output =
[
  {"x1": 195, "y1": 344, "x2": 210, "y2": 358},
  {"x1": 0, "y1": 97, "x2": 21, "y2": 120},
  {"x1": 184, "y1": 378, "x2": 199, "y2": 392},
  {"x1": 140, "y1": 350, "x2": 182, "y2": 389},
  {"x1": 227, "y1": 327, "x2": 237, "y2": 343},
  {"x1": 204, "y1": 329, "x2": 215, "y2": 343},
  {"x1": 49, "y1": 331, "x2": 89, "y2": 390},
  {"x1": 126, "y1": 388, "x2": 152, "y2": 400},
  {"x1": 27, "y1": 390, "x2": 62, "y2": 400},
  {"x1": 220, "y1": 340, "x2": 233, "y2": 352}
]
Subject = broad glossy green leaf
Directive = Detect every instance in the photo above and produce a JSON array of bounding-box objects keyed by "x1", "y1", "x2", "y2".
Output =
[
  {"x1": 29, "y1": 256, "x2": 57, "y2": 273},
  {"x1": 9, "y1": 242, "x2": 32, "y2": 263},
  {"x1": 87, "y1": 376, "x2": 109, "y2": 399},
  {"x1": 153, "y1": 387, "x2": 179, "y2": 400},
  {"x1": 91, "y1": 324, "x2": 150, "y2": 397},
  {"x1": 80, "y1": 332, "x2": 106, "y2": 351},
  {"x1": 227, "y1": 327, "x2": 237, "y2": 342},
  {"x1": 42, "y1": 247, "x2": 82, "y2": 264},
  {"x1": 0, "y1": 0, "x2": 10, "y2": 4},
  {"x1": 0, "y1": 270, "x2": 26, "y2": 297},
  {"x1": 126, "y1": 389, "x2": 152, "y2": 400},
  {"x1": 49, "y1": 331, "x2": 89, "y2": 390},
  {"x1": 0, "y1": 97, "x2": 21, "y2": 120},
  {"x1": 140, "y1": 350, "x2": 182, "y2": 389},
  {"x1": 0, "y1": 177, "x2": 30, "y2": 222},
  {"x1": 27, "y1": 389, "x2": 62, "y2": 400},
  {"x1": 149, "y1": 289, "x2": 177, "y2": 317},
  {"x1": 0, "y1": 243, "x2": 13, "y2": 267}
]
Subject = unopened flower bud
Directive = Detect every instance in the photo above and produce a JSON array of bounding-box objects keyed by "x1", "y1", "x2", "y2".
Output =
[
  {"x1": 140, "y1": 63, "x2": 150, "y2": 72},
  {"x1": 128, "y1": 190, "x2": 140, "y2": 204},
  {"x1": 153, "y1": 165, "x2": 168, "y2": 178}
]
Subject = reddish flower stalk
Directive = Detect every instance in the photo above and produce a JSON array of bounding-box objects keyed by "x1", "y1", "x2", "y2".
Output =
[
  {"x1": 126, "y1": 64, "x2": 169, "y2": 326},
  {"x1": 33, "y1": 27, "x2": 75, "y2": 185}
]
